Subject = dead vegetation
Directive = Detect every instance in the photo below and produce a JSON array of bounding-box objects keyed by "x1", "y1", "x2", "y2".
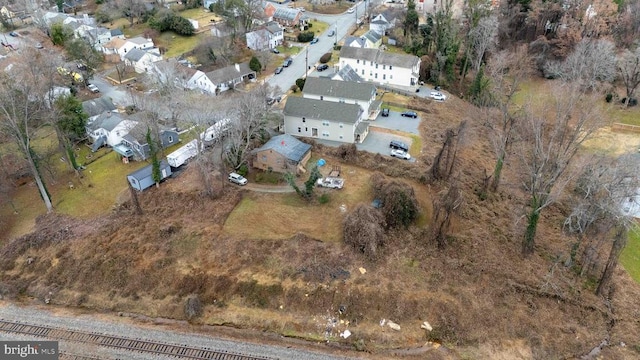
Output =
[{"x1": 1, "y1": 90, "x2": 639, "y2": 359}]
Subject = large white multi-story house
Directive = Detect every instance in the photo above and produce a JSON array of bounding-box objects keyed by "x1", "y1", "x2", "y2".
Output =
[
  {"x1": 245, "y1": 21, "x2": 284, "y2": 51},
  {"x1": 339, "y1": 47, "x2": 421, "y2": 87},
  {"x1": 283, "y1": 78, "x2": 379, "y2": 144}
]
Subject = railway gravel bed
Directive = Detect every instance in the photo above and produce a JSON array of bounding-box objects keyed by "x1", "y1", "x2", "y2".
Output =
[{"x1": 0, "y1": 303, "x2": 362, "y2": 360}]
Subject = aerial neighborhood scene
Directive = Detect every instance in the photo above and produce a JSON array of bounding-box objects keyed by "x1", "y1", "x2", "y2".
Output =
[{"x1": 1, "y1": 0, "x2": 640, "y2": 358}]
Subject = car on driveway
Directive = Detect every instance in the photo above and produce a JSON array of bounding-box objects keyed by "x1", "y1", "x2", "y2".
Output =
[
  {"x1": 317, "y1": 64, "x2": 329, "y2": 71},
  {"x1": 87, "y1": 84, "x2": 100, "y2": 93},
  {"x1": 8, "y1": 32, "x2": 18, "y2": 37},
  {"x1": 327, "y1": 30, "x2": 335, "y2": 37},
  {"x1": 283, "y1": 58, "x2": 293, "y2": 67},
  {"x1": 275, "y1": 66, "x2": 283, "y2": 74},
  {"x1": 381, "y1": 108, "x2": 389, "y2": 117},
  {"x1": 389, "y1": 140, "x2": 409, "y2": 152},
  {"x1": 228, "y1": 172, "x2": 248, "y2": 186},
  {"x1": 35, "y1": 43, "x2": 43, "y2": 49},
  {"x1": 401, "y1": 111, "x2": 418, "y2": 118},
  {"x1": 310, "y1": 38, "x2": 319, "y2": 44},
  {"x1": 347, "y1": 8, "x2": 355, "y2": 13},
  {"x1": 271, "y1": 48, "x2": 280, "y2": 54},
  {"x1": 390, "y1": 149, "x2": 411, "y2": 160},
  {"x1": 430, "y1": 91, "x2": 447, "y2": 101}
]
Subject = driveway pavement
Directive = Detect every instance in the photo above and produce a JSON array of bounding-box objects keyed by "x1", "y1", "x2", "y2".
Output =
[{"x1": 370, "y1": 110, "x2": 421, "y2": 135}]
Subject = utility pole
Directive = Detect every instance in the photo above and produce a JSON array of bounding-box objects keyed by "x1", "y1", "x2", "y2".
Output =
[
  {"x1": 334, "y1": 21, "x2": 338, "y2": 47},
  {"x1": 305, "y1": 46, "x2": 308, "y2": 79}
]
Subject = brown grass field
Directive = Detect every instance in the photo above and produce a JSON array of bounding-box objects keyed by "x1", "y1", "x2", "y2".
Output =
[{"x1": 2, "y1": 79, "x2": 640, "y2": 359}]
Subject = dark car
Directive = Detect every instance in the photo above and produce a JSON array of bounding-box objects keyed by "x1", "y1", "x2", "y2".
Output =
[
  {"x1": 275, "y1": 67, "x2": 283, "y2": 74},
  {"x1": 381, "y1": 108, "x2": 389, "y2": 117},
  {"x1": 317, "y1": 64, "x2": 329, "y2": 72},
  {"x1": 283, "y1": 58, "x2": 293, "y2": 67},
  {"x1": 9, "y1": 32, "x2": 18, "y2": 37},
  {"x1": 310, "y1": 38, "x2": 319, "y2": 44},
  {"x1": 389, "y1": 140, "x2": 409, "y2": 152},
  {"x1": 401, "y1": 111, "x2": 418, "y2": 118}
]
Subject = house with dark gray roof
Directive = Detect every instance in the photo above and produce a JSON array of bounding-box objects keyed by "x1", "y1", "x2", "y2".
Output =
[
  {"x1": 302, "y1": 77, "x2": 379, "y2": 119},
  {"x1": 120, "y1": 121, "x2": 179, "y2": 161},
  {"x1": 283, "y1": 96, "x2": 368, "y2": 144},
  {"x1": 82, "y1": 96, "x2": 117, "y2": 119},
  {"x1": 339, "y1": 47, "x2": 420, "y2": 87},
  {"x1": 252, "y1": 134, "x2": 312, "y2": 174},
  {"x1": 86, "y1": 111, "x2": 138, "y2": 149},
  {"x1": 204, "y1": 62, "x2": 256, "y2": 94},
  {"x1": 124, "y1": 48, "x2": 162, "y2": 73}
]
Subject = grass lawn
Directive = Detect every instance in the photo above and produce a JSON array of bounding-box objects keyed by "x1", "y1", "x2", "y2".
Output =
[
  {"x1": 157, "y1": 32, "x2": 203, "y2": 58},
  {"x1": 308, "y1": 21, "x2": 328, "y2": 37},
  {"x1": 622, "y1": 227, "x2": 640, "y2": 283},
  {"x1": 610, "y1": 106, "x2": 640, "y2": 126},
  {"x1": 277, "y1": 45, "x2": 302, "y2": 57}
]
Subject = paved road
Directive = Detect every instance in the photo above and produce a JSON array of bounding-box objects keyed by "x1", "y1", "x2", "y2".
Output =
[{"x1": 267, "y1": 0, "x2": 375, "y2": 93}]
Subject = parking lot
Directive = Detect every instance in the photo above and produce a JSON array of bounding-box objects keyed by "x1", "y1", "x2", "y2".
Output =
[{"x1": 315, "y1": 110, "x2": 420, "y2": 162}]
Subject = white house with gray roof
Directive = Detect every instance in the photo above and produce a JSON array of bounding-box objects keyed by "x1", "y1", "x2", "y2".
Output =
[
  {"x1": 283, "y1": 97, "x2": 368, "y2": 144},
  {"x1": 302, "y1": 77, "x2": 379, "y2": 120},
  {"x1": 339, "y1": 47, "x2": 420, "y2": 87},
  {"x1": 124, "y1": 48, "x2": 163, "y2": 73},
  {"x1": 204, "y1": 62, "x2": 256, "y2": 94},
  {"x1": 86, "y1": 111, "x2": 138, "y2": 149},
  {"x1": 246, "y1": 21, "x2": 283, "y2": 51}
]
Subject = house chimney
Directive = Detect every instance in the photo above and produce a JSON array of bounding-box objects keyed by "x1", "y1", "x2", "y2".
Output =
[{"x1": 235, "y1": 63, "x2": 240, "y2": 72}]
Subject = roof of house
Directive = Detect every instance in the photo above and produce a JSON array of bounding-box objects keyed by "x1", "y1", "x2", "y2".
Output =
[
  {"x1": 104, "y1": 37, "x2": 126, "y2": 49},
  {"x1": 205, "y1": 62, "x2": 254, "y2": 84},
  {"x1": 122, "y1": 118, "x2": 177, "y2": 144},
  {"x1": 88, "y1": 111, "x2": 127, "y2": 132},
  {"x1": 344, "y1": 36, "x2": 365, "y2": 48},
  {"x1": 127, "y1": 36, "x2": 152, "y2": 45},
  {"x1": 110, "y1": 28, "x2": 123, "y2": 37},
  {"x1": 303, "y1": 77, "x2": 375, "y2": 102},
  {"x1": 82, "y1": 96, "x2": 116, "y2": 117},
  {"x1": 127, "y1": 160, "x2": 170, "y2": 180},
  {"x1": 284, "y1": 97, "x2": 362, "y2": 124},
  {"x1": 273, "y1": 7, "x2": 301, "y2": 21},
  {"x1": 339, "y1": 47, "x2": 419, "y2": 69},
  {"x1": 124, "y1": 48, "x2": 148, "y2": 62},
  {"x1": 362, "y1": 30, "x2": 381, "y2": 43},
  {"x1": 333, "y1": 64, "x2": 362, "y2": 83},
  {"x1": 265, "y1": 21, "x2": 282, "y2": 34},
  {"x1": 254, "y1": 134, "x2": 311, "y2": 162}
]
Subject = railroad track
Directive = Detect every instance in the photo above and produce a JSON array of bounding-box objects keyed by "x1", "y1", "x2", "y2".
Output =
[{"x1": 0, "y1": 319, "x2": 271, "y2": 360}]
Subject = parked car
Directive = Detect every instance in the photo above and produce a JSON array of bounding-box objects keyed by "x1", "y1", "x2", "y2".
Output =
[
  {"x1": 228, "y1": 172, "x2": 248, "y2": 186},
  {"x1": 327, "y1": 30, "x2": 335, "y2": 37},
  {"x1": 316, "y1": 177, "x2": 344, "y2": 189},
  {"x1": 317, "y1": 64, "x2": 329, "y2": 72},
  {"x1": 283, "y1": 58, "x2": 293, "y2": 67},
  {"x1": 8, "y1": 32, "x2": 18, "y2": 37},
  {"x1": 35, "y1": 43, "x2": 43, "y2": 49},
  {"x1": 271, "y1": 48, "x2": 280, "y2": 54},
  {"x1": 390, "y1": 149, "x2": 411, "y2": 160},
  {"x1": 310, "y1": 38, "x2": 319, "y2": 44},
  {"x1": 381, "y1": 108, "x2": 390, "y2": 117},
  {"x1": 389, "y1": 140, "x2": 409, "y2": 152},
  {"x1": 87, "y1": 84, "x2": 100, "y2": 93},
  {"x1": 430, "y1": 91, "x2": 447, "y2": 101},
  {"x1": 275, "y1": 66, "x2": 283, "y2": 74},
  {"x1": 347, "y1": 8, "x2": 355, "y2": 13},
  {"x1": 401, "y1": 111, "x2": 418, "y2": 118},
  {"x1": 76, "y1": 62, "x2": 87, "y2": 70}
]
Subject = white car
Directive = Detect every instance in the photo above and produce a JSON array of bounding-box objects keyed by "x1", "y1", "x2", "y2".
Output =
[
  {"x1": 228, "y1": 172, "x2": 248, "y2": 186},
  {"x1": 87, "y1": 84, "x2": 100, "y2": 93},
  {"x1": 347, "y1": 8, "x2": 354, "y2": 13},
  {"x1": 430, "y1": 91, "x2": 446, "y2": 101},
  {"x1": 390, "y1": 149, "x2": 411, "y2": 160}
]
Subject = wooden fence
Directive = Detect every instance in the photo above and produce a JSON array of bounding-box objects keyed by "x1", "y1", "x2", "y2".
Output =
[{"x1": 612, "y1": 123, "x2": 640, "y2": 133}]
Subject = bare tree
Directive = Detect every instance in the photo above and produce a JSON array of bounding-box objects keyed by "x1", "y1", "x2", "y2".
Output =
[
  {"x1": 617, "y1": 46, "x2": 640, "y2": 107},
  {"x1": 564, "y1": 154, "x2": 639, "y2": 296},
  {"x1": 0, "y1": 49, "x2": 59, "y2": 213},
  {"x1": 431, "y1": 183, "x2": 463, "y2": 248},
  {"x1": 114, "y1": 0, "x2": 147, "y2": 26},
  {"x1": 469, "y1": 15, "x2": 498, "y2": 73},
  {"x1": 543, "y1": 39, "x2": 617, "y2": 91},
  {"x1": 225, "y1": 85, "x2": 273, "y2": 170},
  {"x1": 484, "y1": 46, "x2": 531, "y2": 192},
  {"x1": 343, "y1": 204, "x2": 386, "y2": 260},
  {"x1": 430, "y1": 120, "x2": 468, "y2": 182},
  {"x1": 518, "y1": 83, "x2": 606, "y2": 256}
]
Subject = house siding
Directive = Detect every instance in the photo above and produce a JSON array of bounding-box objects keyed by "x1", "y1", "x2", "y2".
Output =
[
  {"x1": 339, "y1": 57, "x2": 419, "y2": 87},
  {"x1": 284, "y1": 115, "x2": 356, "y2": 143},
  {"x1": 127, "y1": 162, "x2": 172, "y2": 191}
]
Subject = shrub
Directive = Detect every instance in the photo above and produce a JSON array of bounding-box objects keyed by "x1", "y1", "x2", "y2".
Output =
[
  {"x1": 336, "y1": 143, "x2": 358, "y2": 163},
  {"x1": 343, "y1": 204, "x2": 386, "y2": 260},
  {"x1": 184, "y1": 294, "x2": 203, "y2": 321},
  {"x1": 290, "y1": 84, "x2": 299, "y2": 93},
  {"x1": 237, "y1": 163, "x2": 249, "y2": 177},
  {"x1": 318, "y1": 193, "x2": 330, "y2": 204},
  {"x1": 249, "y1": 56, "x2": 261, "y2": 73},
  {"x1": 297, "y1": 31, "x2": 315, "y2": 42},
  {"x1": 370, "y1": 175, "x2": 419, "y2": 229},
  {"x1": 319, "y1": 52, "x2": 332, "y2": 64},
  {"x1": 334, "y1": 45, "x2": 342, "y2": 51},
  {"x1": 307, "y1": 22, "x2": 313, "y2": 28},
  {"x1": 296, "y1": 78, "x2": 306, "y2": 91},
  {"x1": 605, "y1": 93, "x2": 613, "y2": 103},
  {"x1": 621, "y1": 98, "x2": 638, "y2": 106}
]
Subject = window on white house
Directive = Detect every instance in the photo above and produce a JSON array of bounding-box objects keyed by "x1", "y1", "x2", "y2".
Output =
[
  {"x1": 339, "y1": 123, "x2": 344, "y2": 128},
  {"x1": 298, "y1": 127, "x2": 301, "y2": 132},
  {"x1": 375, "y1": 64, "x2": 378, "y2": 69},
  {"x1": 302, "y1": 117, "x2": 306, "y2": 123},
  {"x1": 383, "y1": 65, "x2": 386, "y2": 70},
  {"x1": 389, "y1": 65, "x2": 393, "y2": 70},
  {"x1": 322, "y1": 121, "x2": 330, "y2": 126},
  {"x1": 383, "y1": 74, "x2": 386, "y2": 80},
  {"x1": 357, "y1": 59, "x2": 360, "y2": 64},
  {"x1": 375, "y1": 73, "x2": 378, "y2": 79}
]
